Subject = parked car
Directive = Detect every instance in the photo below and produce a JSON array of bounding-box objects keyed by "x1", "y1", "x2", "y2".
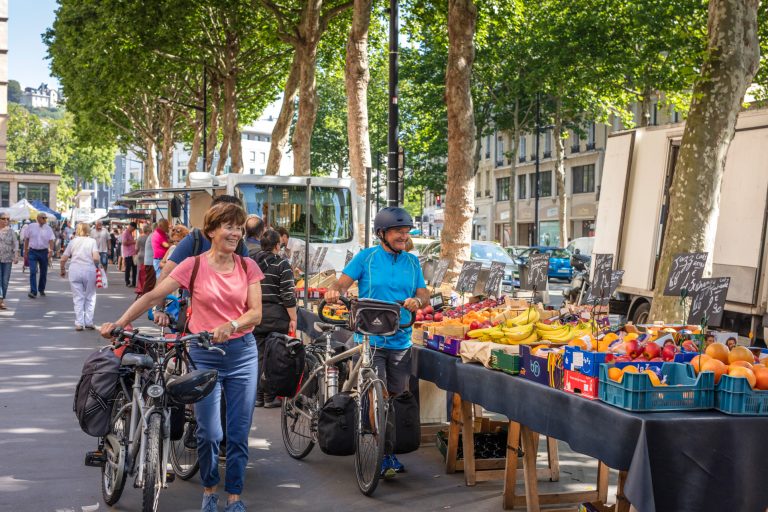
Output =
[
  {"x1": 410, "y1": 237, "x2": 436, "y2": 256},
  {"x1": 421, "y1": 240, "x2": 520, "y2": 291},
  {"x1": 516, "y1": 246, "x2": 573, "y2": 280},
  {"x1": 566, "y1": 237, "x2": 595, "y2": 259}
]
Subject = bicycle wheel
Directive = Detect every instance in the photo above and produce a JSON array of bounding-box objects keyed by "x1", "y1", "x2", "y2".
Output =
[
  {"x1": 102, "y1": 390, "x2": 128, "y2": 506},
  {"x1": 355, "y1": 377, "x2": 387, "y2": 496},
  {"x1": 281, "y1": 353, "x2": 320, "y2": 459},
  {"x1": 170, "y1": 405, "x2": 199, "y2": 479},
  {"x1": 142, "y1": 413, "x2": 163, "y2": 512}
]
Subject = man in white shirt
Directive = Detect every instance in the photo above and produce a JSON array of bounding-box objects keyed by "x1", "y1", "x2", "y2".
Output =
[
  {"x1": 91, "y1": 220, "x2": 110, "y2": 270},
  {"x1": 22, "y1": 213, "x2": 56, "y2": 298}
]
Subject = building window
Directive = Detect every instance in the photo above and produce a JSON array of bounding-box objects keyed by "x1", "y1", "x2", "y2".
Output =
[
  {"x1": 18, "y1": 183, "x2": 50, "y2": 206},
  {"x1": 673, "y1": 110, "x2": 680, "y2": 123},
  {"x1": 540, "y1": 171, "x2": 552, "y2": 197},
  {"x1": 518, "y1": 136, "x2": 526, "y2": 163},
  {"x1": 0, "y1": 182, "x2": 8, "y2": 207},
  {"x1": 652, "y1": 102, "x2": 658, "y2": 126},
  {"x1": 570, "y1": 131, "x2": 580, "y2": 153},
  {"x1": 496, "y1": 136, "x2": 504, "y2": 166},
  {"x1": 485, "y1": 134, "x2": 491, "y2": 159},
  {"x1": 250, "y1": 151, "x2": 256, "y2": 162},
  {"x1": 544, "y1": 131, "x2": 552, "y2": 158},
  {"x1": 518, "y1": 174, "x2": 527, "y2": 199},
  {"x1": 259, "y1": 152, "x2": 266, "y2": 164},
  {"x1": 496, "y1": 177, "x2": 510, "y2": 202},
  {"x1": 572, "y1": 164, "x2": 595, "y2": 194},
  {"x1": 586, "y1": 123, "x2": 596, "y2": 150}
]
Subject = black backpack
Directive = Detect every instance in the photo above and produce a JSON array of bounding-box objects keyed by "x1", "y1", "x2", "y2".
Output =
[
  {"x1": 261, "y1": 333, "x2": 306, "y2": 397},
  {"x1": 390, "y1": 391, "x2": 421, "y2": 454},
  {"x1": 73, "y1": 347, "x2": 121, "y2": 437},
  {"x1": 317, "y1": 392, "x2": 357, "y2": 456}
]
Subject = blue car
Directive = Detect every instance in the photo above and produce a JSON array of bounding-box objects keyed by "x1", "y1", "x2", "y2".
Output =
[{"x1": 516, "y1": 246, "x2": 573, "y2": 280}]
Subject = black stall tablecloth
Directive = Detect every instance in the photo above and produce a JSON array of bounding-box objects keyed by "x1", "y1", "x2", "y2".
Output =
[{"x1": 413, "y1": 346, "x2": 768, "y2": 512}]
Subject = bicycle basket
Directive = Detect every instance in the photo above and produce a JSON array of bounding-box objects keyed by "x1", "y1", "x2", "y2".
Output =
[{"x1": 350, "y1": 299, "x2": 401, "y2": 336}]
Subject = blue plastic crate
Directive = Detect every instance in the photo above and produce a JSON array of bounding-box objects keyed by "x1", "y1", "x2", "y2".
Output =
[
  {"x1": 715, "y1": 374, "x2": 768, "y2": 415},
  {"x1": 598, "y1": 362, "x2": 714, "y2": 412},
  {"x1": 564, "y1": 346, "x2": 609, "y2": 377}
]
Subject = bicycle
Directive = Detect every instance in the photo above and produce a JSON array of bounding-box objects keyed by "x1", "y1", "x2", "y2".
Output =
[
  {"x1": 92, "y1": 328, "x2": 222, "y2": 512},
  {"x1": 280, "y1": 297, "x2": 414, "y2": 496}
]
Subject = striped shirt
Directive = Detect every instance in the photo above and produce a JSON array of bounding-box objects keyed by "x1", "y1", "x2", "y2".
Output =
[{"x1": 254, "y1": 251, "x2": 297, "y2": 308}]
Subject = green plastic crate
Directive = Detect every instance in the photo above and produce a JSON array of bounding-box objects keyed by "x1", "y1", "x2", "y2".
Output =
[{"x1": 490, "y1": 349, "x2": 520, "y2": 375}]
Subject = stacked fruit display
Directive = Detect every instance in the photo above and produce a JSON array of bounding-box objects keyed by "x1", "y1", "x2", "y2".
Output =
[
  {"x1": 441, "y1": 298, "x2": 502, "y2": 318},
  {"x1": 690, "y1": 342, "x2": 768, "y2": 389},
  {"x1": 466, "y1": 307, "x2": 541, "y2": 344}
]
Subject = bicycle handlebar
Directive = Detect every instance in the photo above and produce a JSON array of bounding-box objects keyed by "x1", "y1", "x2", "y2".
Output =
[
  {"x1": 110, "y1": 327, "x2": 225, "y2": 355},
  {"x1": 317, "y1": 298, "x2": 416, "y2": 330}
]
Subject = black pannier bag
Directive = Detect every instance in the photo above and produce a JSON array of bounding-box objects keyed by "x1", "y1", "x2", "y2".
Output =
[
  {"x1": 350, "y1": 298, "x2": 402, "y2": 336},
  {"x1": 261, "y1": 332, "x2": 306, "y2": 397},
  {"x1": 317, "y1": 392, "x2": 357, "y2": 456},
  {"x1": 73, "y1": 347, "x2": 121, "y2": 437},
  {"x1": 390, "y1": 391, "x2": 421, "y2": 454}
]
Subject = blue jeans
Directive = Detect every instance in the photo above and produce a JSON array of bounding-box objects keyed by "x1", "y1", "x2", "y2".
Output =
[
  {"x1": 153, "y1": 258, "x2": 162, "y2": 277},
  {"x1": 99, "y1": 252, "x2": 109, "y2": 268},
  {"x1": 28, "y1": 249, "x2": 49, "y2": 295},
  {"x1": 190, "y1": 333, "x2": 258, "y2": 495},
  {"x1": 0, "y1": 262, "x2": 11, "y2": 298}
]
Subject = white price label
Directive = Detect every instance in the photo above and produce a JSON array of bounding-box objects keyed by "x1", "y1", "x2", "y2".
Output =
[{"x1": 573, "y1": 351, "x2": 584, "y2": 369}]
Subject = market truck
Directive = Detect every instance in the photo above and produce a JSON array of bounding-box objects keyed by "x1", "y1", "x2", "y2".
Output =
[
  {"x1": 593, "y1": 108, "x2": 768, "y2": 341},
  {"x1": 225, "y1": 173, "x2": 362, "y2": 271}
]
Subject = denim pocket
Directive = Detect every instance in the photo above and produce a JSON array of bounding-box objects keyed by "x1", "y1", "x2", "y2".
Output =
[{"x1": 242, "y1": 333, "x2": 256, "y2": 347}]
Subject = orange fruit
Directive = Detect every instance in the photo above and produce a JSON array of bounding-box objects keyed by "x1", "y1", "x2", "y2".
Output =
[
  {"x1": 728, "y1": 346, "x2": 754, "y2": 365},
  {"x1": 624, "y1": 333, "x2": 639, "y2": 342},
  {"x1": 643, "y1": 369, "x2": 662, "y2": 386},
  {"x1": 608, "y1": 367, "x2": 624, "y2": 383},
  {"x1": 752, "y1": 366, "x2": 768, "y2": 390},
  {"x1": 622, "y1": 365, "x2": 639, "y2": 374},
  {"x1": 728, "y1": 366, "x2": 757, "y2": 389},
  {"x1": 690, "y1": 354, "x2": 712, "y2": 374},
  {"x1": 730, "y1": 360, "x2": 754, "y2": 371},
  {"x1": 701, "y1": 358, "x2": 728, "y2": 385},
  {"x1": 705, "y1": 343, "x2": 730, "y2": 364},
  {"x1": 603, "y1": 332, "x2": 619, "y2": 344},
  {"x1": 569, "y1": 337, "x2": 589, "y2": 350}
]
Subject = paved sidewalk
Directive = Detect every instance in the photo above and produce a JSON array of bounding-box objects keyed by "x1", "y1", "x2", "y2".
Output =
[{"x1": 0, "y1": 264, "x2": 617, "y2": 512}]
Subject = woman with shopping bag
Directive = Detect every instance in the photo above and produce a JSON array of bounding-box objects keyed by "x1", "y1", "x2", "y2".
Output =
[{"x1": 60, "y1": 223, "x2": 100, "y2": 330}]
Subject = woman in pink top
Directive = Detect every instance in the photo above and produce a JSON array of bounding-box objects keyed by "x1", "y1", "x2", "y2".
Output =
[
  {"x1": 102, "y1": 203, "x2": 264, "y2": 512},
  {"x1": 151, "y1": 219, "x2": 171, "y2": 277}
]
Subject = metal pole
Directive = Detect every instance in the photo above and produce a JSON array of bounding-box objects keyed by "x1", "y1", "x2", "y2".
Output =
[
  {"x1": 202, "y1": 66, "x2": 208, "y2": 173},
  {"x1": 387, "y1": 0, "x2": 399, "y2": 207},
  {"x1": 304, "y1": 178, "x2": 311, "y2": 308},
  {"x1": 534, "y1": 93, "x2": 540, "y2": 246},
  {"x1": 376, "y1": 152, "x2": 381, "y2": 211},
  {"x1": 365, "y1": 166, "x2": 372, "y2": 248}
]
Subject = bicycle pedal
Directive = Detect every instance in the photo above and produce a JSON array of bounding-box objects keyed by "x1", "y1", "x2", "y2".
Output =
[
  {"x1": 84, "y1": 450, "x2": 106, "y2": 467},
  {"x1": 165, "y1": 471, "x2": 176, "y2": 483}
]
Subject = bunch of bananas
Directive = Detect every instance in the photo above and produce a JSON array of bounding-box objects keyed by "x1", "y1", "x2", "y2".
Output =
[
  {"x1": 535, "y1": 321, "x2": 594, "y2": 343},
  {"x1": 467, "y1": 307, "x2": 541, "y2": 344},
  {"x1": 505, "y1": 307, "x2": 540, "y2": 326}
]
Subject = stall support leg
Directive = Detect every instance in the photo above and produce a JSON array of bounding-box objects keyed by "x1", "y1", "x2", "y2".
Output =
[
  {"x1": 546, "y1": 436, "x2": 560, "y2": 482},
  {"x1": 520, "y1": 425, "x2": 541, "y2": 512},
  {"x1": 597, "y1": 461, "x2": 609, "y2": 504},
  {"x1": 503, "y1": 421, "x2": 522, "y2": 510},
  {"x1": 446, "y1": 394, "x2": 462, "y2": 474},
  {"x1": 616, "y1": 470, "x2": 630, "y2": 512},
  {"x1": 461, "y1": 398, "x2": 476, "y2": 486}
]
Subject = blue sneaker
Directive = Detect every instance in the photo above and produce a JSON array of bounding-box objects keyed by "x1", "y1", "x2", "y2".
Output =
[
  {"x1": 380, "y1": 455, "x2": 396, "y2": 479},
  {"x1": 390, "y1": 454, "x2": 406, "y2": 473},
  {"x1": 223, "y1": 500, "x2": 247, "y2": 512},
  {"x1": 201, "y1": 493, "x2": 218, "y2": 512}
]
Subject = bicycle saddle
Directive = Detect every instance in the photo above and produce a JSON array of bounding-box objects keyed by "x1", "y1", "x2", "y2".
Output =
[
  {"x1": 121, "y1": 353, "x2": 154, "y2": 369},
  {"x1": 314, "y1": 322, "x2": 337, "y2": 333}
]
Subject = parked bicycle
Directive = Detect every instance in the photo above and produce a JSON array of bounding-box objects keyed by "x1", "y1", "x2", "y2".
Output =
[
  {"x1": 87, "y1": 328, "x2": 222, "y2": 512},
  {"x1": 280, "y1": 297, "x2": 414, "y2": 496}
]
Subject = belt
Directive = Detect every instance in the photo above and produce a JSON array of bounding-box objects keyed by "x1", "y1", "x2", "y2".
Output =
[{"x1": 29, "y1": 247, "x2": 49, "y2": 251}]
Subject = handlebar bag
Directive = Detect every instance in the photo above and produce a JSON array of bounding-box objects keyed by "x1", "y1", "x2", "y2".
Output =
[
  {"x1": 350, "y1": 299, "x2": 402, "y2": 336},
  {"x1": 73, "y1": 347, "x2": 121, "y2": 437},
  {"x1": 317, "y1": 391, "x2": 357, "y2": 456},
  {"x1": 261, "y1": 332, "x2": 306, "y2": 398}
]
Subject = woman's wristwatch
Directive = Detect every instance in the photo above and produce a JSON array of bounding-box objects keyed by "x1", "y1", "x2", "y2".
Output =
[{"x1": 230, "y1": 320, "x2": 240, "y2": 331}]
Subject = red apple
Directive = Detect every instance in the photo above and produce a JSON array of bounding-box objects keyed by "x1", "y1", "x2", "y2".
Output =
[
  {"x1": 662, "y1": 344, "x2": 677, "y2": 362},
  {"x1": 604, "y1": 353, "x2": 615, "y2": 363},
  {"x1": 433, "y1": 312, "x2": 443, "y2": 322},
  {"x1": 634, "y1": 355, "x2": 649, "y2": 362},
  {"x1": 424, "y1": 305, "x2": 434, "y2": 314},
  {"x1": 415, "y1": 313, "x2": 425, "y2": 322},
  {"x1": 470, "y1": 321, "x2": 481, "y2": 330},
  {"x1": 424, "y1": 313, "x2": 434, "y2": 321},
  {"x1": 650, "y1": 357, "x2": 664, "y2": 362},
  {"x1": 625, "y1": 340, "x2": 641, "y2": 358},
  {"x1": 643, "y1": 343, "x2": 661, "y2": 360},
  {"x1": 682, "y1": 340, "x2": 698, "y2": 353},
  {"x1": 615, "y1": 355, "x2": 632, "y2": 362}
]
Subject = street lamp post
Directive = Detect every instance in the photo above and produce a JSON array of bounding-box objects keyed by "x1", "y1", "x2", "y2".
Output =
[{"x1": 534, "y1": 93, "x2": 540, "y2": 246}]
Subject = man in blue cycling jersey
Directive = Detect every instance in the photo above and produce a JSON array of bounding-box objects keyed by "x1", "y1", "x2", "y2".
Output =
[{"x1": 325, "y1": 207, "x2": 429, "y2": 479}]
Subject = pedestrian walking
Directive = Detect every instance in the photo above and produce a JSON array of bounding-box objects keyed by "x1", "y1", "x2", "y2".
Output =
[
  {"x1": 244, "y1": 215, "x2": 265, "y2": 257},
  {"x1": 152, "y1": 219, "x2": 171, "y2": 277},
  {"x1": 91, "y1": 221, "x2": 110, "y2": 270},
  {"x1": 22, "y1": 213, "x2": 56, "y2": 299},
  {"x1": 121, "y1": 222, "x2": 138, "y2": 287},
  {"x1": 0, "y1": 212, "x2": 20, "y2": 309},
  {"x1": 252, "y1": 229, "x2": 297, "y2": 408},
  {"x1": 60, "y1": 223, "x2": 100, "y2": 330},
  {"x1": 101, "y1": 202, "x2": 264, "y2": 512},
  {"x1": 135, "y1": 224, "x2": 153, "y2": 295}
]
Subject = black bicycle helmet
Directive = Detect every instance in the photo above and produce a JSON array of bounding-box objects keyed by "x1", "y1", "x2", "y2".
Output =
[
  {"x1": 374, "y1": 207, "x2": 414, "y2": 234},
  {"x1": 167, "y1": 369, "x2": 218, "y2": 405}
]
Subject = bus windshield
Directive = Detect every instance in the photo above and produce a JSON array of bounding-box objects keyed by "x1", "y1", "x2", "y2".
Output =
[{"x1": 236, "y1": 183, "x2": 353, "y2": 243}]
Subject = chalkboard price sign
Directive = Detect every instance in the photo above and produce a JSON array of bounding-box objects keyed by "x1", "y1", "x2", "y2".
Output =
[
  {"x1": 688, "y1": 277, "x2": 730, "y2": 325},
  {"x1": 431, "y1": 259, "x2": 450, "y2": 288},
  {"x1": 484, "y1": 261, "x2": 507, "y2": 296},
  {"x1": 591, "y1": 254, "x2": 614, "y2": 295},
  {"x1": 456, "y1": 261, "x2": 483, "y2": 293},
  {"x1": 585, "y1": 269, "x2": 624, "y2": 305},
  {"x1": 345, "y1": 250, "x2": 354, "y2": 267},
  {"x1": 525, "y1": 254, "x2": 550, "y2": 291},
  {"x1": 664, "y1": 252, "x2": 708, "y2": 296}
]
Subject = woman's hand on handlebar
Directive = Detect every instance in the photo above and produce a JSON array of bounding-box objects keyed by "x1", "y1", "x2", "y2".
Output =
[
  {"x1": 324, "y1": 288, "x2": 341, "y2": 304},
  {"x1": 402, "y1": 297, "x2": 420, "y2": 313},
  {"x1": 153, "y1": 311, "x2": 171, "y2": 328},
  {"x1": 100, "y1": 322, "x2": 130, "y2": 340}
]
